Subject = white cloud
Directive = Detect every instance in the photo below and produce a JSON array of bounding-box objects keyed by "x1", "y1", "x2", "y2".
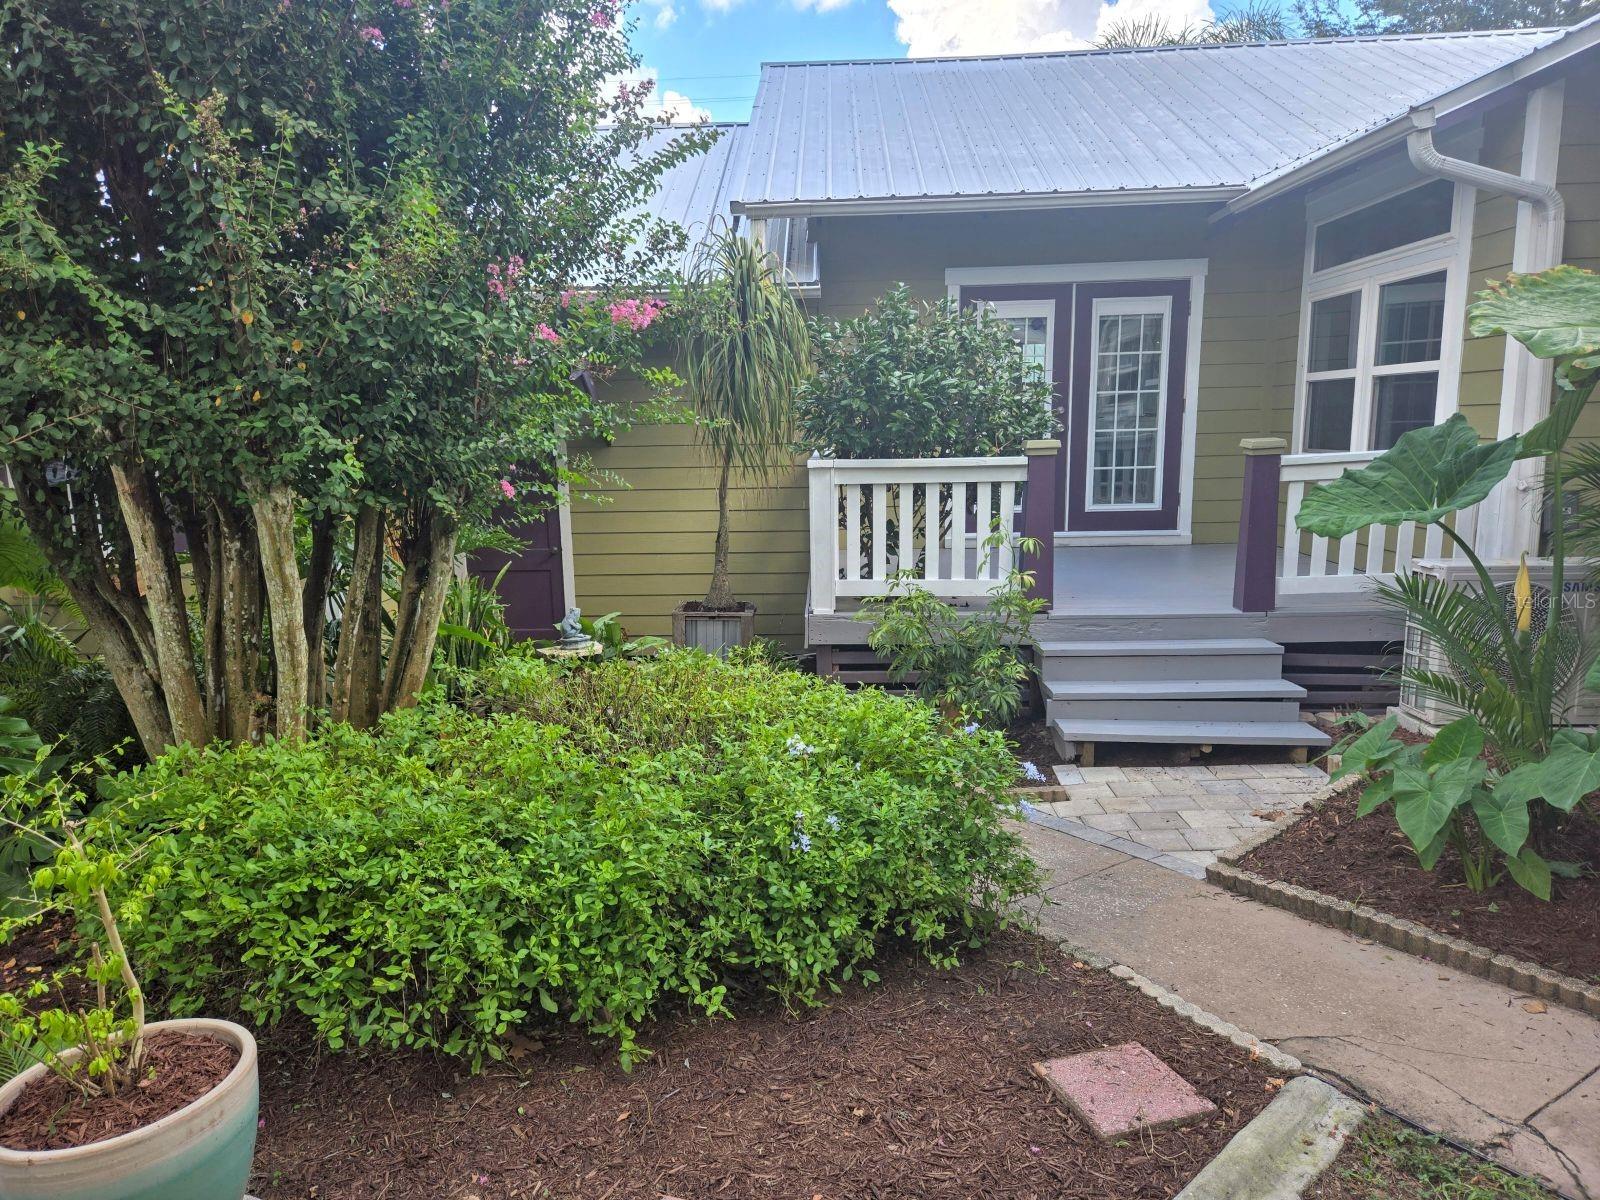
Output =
[
  {"x1": 645, "y1": 0, "x2": 678, "y2": 28},
  {"x1": 610, "y1": 66, "x2": 714, "y2": 123},
  {"x1": 795, "y1": 0, "x2": 856, "y2": 11},
  {"x1": 888, "y1": 0, "x2": 1213, "y2": 56}
]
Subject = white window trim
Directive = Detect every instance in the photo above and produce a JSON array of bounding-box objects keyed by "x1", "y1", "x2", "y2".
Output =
[
  {"x1": 974, "y1": 298, "x2": 1056, "y2": 383},
  {"x1": 1084, "y1": 294, "x2": 1172, "y2": 515},
  {"x1": 944, "y1": 259, "x2": 1207, "y2": 546},
  {"x1": 1292, "y1": 181, "x2": 1475, "y2": 455}
]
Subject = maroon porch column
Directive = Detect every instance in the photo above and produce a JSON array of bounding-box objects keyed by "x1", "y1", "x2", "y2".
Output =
[
  {"x1": 1021, "y1": 439, "x2": 1061, "y2": 611},
  {"x1": 1233, "y1": 437, "x2": 1286, "y2": 614}
]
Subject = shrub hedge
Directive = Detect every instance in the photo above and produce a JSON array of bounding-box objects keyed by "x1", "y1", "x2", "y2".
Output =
[{"x1": 112, "y1": 651, "x2": 1039, "y2": 1065}]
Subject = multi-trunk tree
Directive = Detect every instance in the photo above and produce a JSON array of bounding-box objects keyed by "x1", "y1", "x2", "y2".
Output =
[{"x1": 0, "y1": 0, "x2": 707, "y2": 756}]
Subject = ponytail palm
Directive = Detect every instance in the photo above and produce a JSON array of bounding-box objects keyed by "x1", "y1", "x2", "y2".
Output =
[{"x1": 680, "y1": 227, "x2": 810, "y2": 610}]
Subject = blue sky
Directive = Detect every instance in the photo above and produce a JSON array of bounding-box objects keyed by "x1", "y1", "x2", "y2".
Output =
[{"x1": 625, "y1": 0, "x2": 1233, "y2": 123}]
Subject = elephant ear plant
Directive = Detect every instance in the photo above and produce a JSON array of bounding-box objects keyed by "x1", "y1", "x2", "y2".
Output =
[{"x1": 1301, "y1": 265, "x2": 1600, "y2": 899}]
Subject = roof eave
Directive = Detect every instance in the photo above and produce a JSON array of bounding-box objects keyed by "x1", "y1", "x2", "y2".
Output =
[
  {"x1": 1221, "y1": 12, "x2": 1600, "y2": 219},
  {"x1": 733, "y1": 186, "x2": 1245, "y2": 219}
]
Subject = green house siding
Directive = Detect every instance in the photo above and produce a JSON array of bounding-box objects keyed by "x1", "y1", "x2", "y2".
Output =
[{"x1": 568, "y1": 375, "x2": 809, "y2": 646}]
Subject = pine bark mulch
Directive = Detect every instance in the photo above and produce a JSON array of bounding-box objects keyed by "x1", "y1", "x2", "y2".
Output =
[
  {"x1": 251, "y1": 929, "x2": 1281, "y2": 1200},
  {"x1": 1237, "y1": 784, "x2": 1600, "y2": 983},
  {"x1": 0, "y1": 1031, "x2": 238, "y2": 1151}
]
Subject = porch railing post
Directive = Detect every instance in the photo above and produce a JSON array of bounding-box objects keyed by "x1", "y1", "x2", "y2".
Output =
[
  {"x1": 1234, "y1": 436, "x2": 1286, "y2": 613},
  {"x1": 1022, "y1": 439, "x2": 1060, "y2": 611},
  {"x1": 807, "y1": 457, "x2": 838, "y2": 615}
]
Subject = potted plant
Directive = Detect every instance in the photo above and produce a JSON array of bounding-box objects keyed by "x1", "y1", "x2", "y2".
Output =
[
  {"x1": 674, "y1": 226, "x2": 811, "y2": 656},
  {"x1": 0, "y1": 771, "x2": 258, "y2": 1200}
]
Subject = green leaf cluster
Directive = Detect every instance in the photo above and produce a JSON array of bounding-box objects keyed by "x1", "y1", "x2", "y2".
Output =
[{"x1": 104, "y1": 651, "x2": 1040, "y2": 1068}]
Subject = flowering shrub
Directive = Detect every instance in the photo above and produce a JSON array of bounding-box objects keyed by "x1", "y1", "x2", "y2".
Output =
[{"x1": 108, "y1": 652, "x2": 1038, "y2": 1067}]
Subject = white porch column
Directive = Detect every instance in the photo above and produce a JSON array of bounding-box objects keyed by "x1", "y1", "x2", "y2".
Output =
[{"x1": 1477, "y1": 81, "x2": 1567, "y2": 561}]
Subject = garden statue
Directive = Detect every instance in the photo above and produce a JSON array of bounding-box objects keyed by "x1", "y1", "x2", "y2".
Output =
[{"x1": 540, "y1": 608, "x2": 601, "y2": 659}]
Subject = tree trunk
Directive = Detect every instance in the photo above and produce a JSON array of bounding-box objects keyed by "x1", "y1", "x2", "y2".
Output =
[
  {"x1": 302, "y1": 514, "x2": 337, "y2": 716},
  {"x1": 250, "y1": 481, "x2": 311, "y2": 741},
  {"x1": 703, "y1": 447, "x2": 736, "y2": 610},
  {"x1": 109, "y1": 460, "x2": 209, "y2": 748},
  {"x1": 215, "y1": 502, "x2": 263, "y2": 745},
  {"x1": 331, "y1": 506, "x2": 386, "y2": 729},
  {"x1": 382, "y1": 503, "x2": 459, "y2": 712},
  {"x1": 184, "y1": 503, "x2": 226, "y2": 742}
]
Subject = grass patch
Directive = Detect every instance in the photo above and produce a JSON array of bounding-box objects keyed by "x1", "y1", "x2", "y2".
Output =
[{"x1": 1314, "y1": 1118, "x2": 1554, "y2": 1200}]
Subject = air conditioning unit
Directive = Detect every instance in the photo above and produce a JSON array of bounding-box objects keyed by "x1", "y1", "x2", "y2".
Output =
[{"x1": 1399, "y1": 558, "x2": 1600, "y2": 733}]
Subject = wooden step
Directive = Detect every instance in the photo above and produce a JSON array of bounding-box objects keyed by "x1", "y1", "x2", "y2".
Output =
[
  {"x1": 1048, "y1": 697, "x2": 1303, "y2": 722},
  {"x1": 1051, "y1": 717, "x2": 1331, "y2": 750},
  {"x1": 1037, "y1": 638, "x2": 1286, "y2": 682},
  {"x1": 1036, "y1": 638, "x2": 1283, "y2": 657},
  {"x1": 1043, "y1": 678, "x2": 1307, "y2": 701}
]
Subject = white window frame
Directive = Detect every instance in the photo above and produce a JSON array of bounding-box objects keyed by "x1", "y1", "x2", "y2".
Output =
[
  {"x1": 976, "y1": 298, "x2": 1056, "y2": 383},
  {"x1": 1293, "y1": 180, "x2": 1475, "y2": 455},
  {"x1": 1084, "y1": 294, "x2": 1172, "y2": 514}
]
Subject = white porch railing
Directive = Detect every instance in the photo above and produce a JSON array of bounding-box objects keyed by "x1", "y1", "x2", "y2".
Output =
[
  {"x1": 807, "y1": 456, "x2": 1029, "y2": 615},
  {"x1": 1278, "y1": 450, "x2": 1477, "y2": 595}
]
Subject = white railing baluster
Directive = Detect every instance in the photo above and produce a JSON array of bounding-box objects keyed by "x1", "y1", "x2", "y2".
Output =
[
  {"x1": 949, "y1": 482, "x2": 968, "y2": 581},
  {"x1": 996, "y1": 481, "x2": 1016, "y2": 576},
  {"x1": 1283, "y1": 480, "x2": 1303, "y2": 579},
  {"x1": 897, "y1": 482, "x2": 913, "y2": 579},
  {"x1": 974, "y1": 481, "x2": 992, "y2": 578},
  {"x1": 1336, "y1": 531, "x2": 1358, "y2": 576},
  {"x1": 1364, "y1": 523, "x2": 1387, "y2": 576},
  {"x1": 1423, "y1": 523, "x2": 1444, "y2": 560},
  {"x1": 871, "y1": 482, "x2": 887, "y2": 581},
  {"x1": 923, "y1": 483, "x2": 938, "y2": 582},
  {"x1": 845, "y1": 484, "x2": 861, "y2": 582}
]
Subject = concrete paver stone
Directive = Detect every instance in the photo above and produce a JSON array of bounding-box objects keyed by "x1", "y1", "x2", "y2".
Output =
[{"x1": 1033, "y1": 1042, "x2": 1217, "y2": 1139}]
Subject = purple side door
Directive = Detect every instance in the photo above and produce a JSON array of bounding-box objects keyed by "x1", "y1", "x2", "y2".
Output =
[{"x1": 470, "y1": 503, "x2": 567, "y2": 641}]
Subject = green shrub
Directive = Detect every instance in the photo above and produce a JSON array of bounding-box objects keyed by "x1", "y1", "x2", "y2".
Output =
[{"x1": 108, "y1": 651, "x2": 1039, "y2": 1066}]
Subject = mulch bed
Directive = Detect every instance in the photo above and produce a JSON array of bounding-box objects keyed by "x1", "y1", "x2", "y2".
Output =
[
  {"x1": 1008, "y1": 715, "x2": 1064, "y2": 771},
  {"x1": 1238, "y1": 783, "x2": 1600, "y2": 983},
  {"x1": 252, "y1": 929, "x2": 1281, "y2": 1199},
  {"x1": 0, "y1": 1031, "x2": 238, "y2": 1151}
]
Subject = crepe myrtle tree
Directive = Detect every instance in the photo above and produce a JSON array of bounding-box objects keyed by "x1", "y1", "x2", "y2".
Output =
[{"x1": 0, "y1": 0, "x2": 709, "y2": 754}]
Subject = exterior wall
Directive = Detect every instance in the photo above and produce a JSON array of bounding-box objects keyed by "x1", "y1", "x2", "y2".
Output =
[
  {"x1": 567, "y1": 371, "x2": 809, "y2": 646},
  {"x1": 815, "y1": 200, "x2": 1305, "y2": 544},
  {"x1": 1464, "y1": 66, "x2": 1600, "y2": 444}
]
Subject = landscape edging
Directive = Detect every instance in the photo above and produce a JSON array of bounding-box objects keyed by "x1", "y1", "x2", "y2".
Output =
[{"x1": 1207, "y1": 808, "x2": 1600, "y2": 1019}]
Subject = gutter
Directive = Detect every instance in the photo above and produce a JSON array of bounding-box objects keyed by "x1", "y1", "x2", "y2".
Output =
[
  {"x1": 733, "y1": 185, "x2": 1244, "y2": 220},
  {"x1": 1405, "y1": 107, "x2": 1564, "y2": 265}
]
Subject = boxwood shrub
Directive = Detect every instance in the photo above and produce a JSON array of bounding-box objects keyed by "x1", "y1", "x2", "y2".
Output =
[{"x1": 112, "y1": 651, "x2": 1039, "y2": 1065}]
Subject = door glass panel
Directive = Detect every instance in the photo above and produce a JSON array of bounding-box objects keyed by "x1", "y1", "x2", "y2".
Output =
[
  {"x1": 1003, "y1": 315, "x2": 1049, "y2": 378},
  {"x1": 1313, "y1": 180, "x2": 1454, "y2": 271},
  {"x1": 1373, "y1": 373, "x2": 1438, "y2": 449},
  {"x1": 1305, "y1": 379, "x2": 1355, "y2": 452},
  {"x1": 1308, "y1": 292, "x2": 1359, "y2": 372},
  {"x1": 1376, "y1": 272, "x2": 1446, "y2": 365},
  {"x1": 1090, "y1": 310, "x2": 1165, "y2": 507}
]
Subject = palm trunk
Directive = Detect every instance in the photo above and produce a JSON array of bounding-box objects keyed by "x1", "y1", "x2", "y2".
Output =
[
  {"x1": 109, "y1": 460, "x2": 209, "y2": 748},
  {"x1": 704, "y1": 447, "x2": 735, "y2": 610}
]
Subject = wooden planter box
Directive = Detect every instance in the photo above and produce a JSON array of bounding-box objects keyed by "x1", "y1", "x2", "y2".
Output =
[{"x1": 672, "y1": 603, "x2": 756, "y2": 658}]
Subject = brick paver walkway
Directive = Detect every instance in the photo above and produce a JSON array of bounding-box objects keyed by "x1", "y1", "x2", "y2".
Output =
[{"x1": 1038, "y1": 763, "x2": 1332, "y2": 868}]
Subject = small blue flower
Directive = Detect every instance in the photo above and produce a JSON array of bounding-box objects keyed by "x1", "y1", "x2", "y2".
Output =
[
  {"x1": 1021, "y1": 761, "x2": 1047, "y2": 784},
  {"x1": 786, "y1": 735, "x2": 816, "y2": 757},
  {"x1": 962, "y1": 722, "x2": 980, "y2": 736},
  {"x1": 791, "y1": 830, "x2": 812, "y2": 852},
  {"x1": 1017, "y1": 797, "x2": 1040, "y2": 820},
  {"x1": 824, "y1": 814, "x2": 840, "y2": 831}
]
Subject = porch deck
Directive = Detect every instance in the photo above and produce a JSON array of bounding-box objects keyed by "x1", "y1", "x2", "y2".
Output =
[{"x1": 806, "y1": 542, "x2": 1404, "y2": 648}]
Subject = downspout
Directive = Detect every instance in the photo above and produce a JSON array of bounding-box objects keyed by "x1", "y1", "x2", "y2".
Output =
[
  {"x1": 1406, "y1": 100, "x2": 1567, "y2": 561},
  {"x1": 1406, "y1": 107, "x2": 1564, "y2": 265}
]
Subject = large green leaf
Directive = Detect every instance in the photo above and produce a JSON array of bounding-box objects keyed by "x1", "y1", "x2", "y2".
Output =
[
  {"x1": 1504, "y1": 847, "x2": 1552, "y2": 901},
  {"x1": 1516, "y1": 383, "x2": 1595, "y2": 460},
  {"x1": 1355, "y1": 773, "x2": 1395, "y2": 818},
  {"x1": 1392, "y1": 758, "x2": 1480, "y2": 850},
  {"x1": 1331, "y1": 713, "x2": 1399, "y2": 782},
  {"x1": 1469, "y1": 266, "x2": 1600, "y2": 384},
  {"x1": 1532, "y1": 742, "x2": 1600, "y2": 813},
  {"x1": 1424, "y1": 716, "x2": 1483, "y2": 767},
  {"x1": 1469, "y1": 787, "x2": 1530, "y2": 857},
  {"x1": 1296, "y1": 416, "x2": 1518, "y2": 538}
]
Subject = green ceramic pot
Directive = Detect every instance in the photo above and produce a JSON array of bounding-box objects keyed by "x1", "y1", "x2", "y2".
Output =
[{"x1": 0, "y1": 1018, "x2": 258, "y2": 1200}]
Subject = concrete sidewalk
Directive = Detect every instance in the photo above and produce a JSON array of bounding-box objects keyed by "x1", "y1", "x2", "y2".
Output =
[{"x1": 1022, "y1": 822, "x2": 1600, "y2": 1199}]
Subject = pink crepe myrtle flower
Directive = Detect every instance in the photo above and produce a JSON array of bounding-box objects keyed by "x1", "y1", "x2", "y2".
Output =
[
  {"x1": 499, "y1": 479, "x2": 517, "y2": 500},
  {"x1": 533, "y1": 323, "x2": 561, "y2": 344},
  {"x1": 558, "y1": 289, "x2": 576, "y2": 308},
  {"x1": 606, "y1": 296, "x2": 664, "y2": 331},
  {"x1": 358, "y1": 25, "x2": 385, "y2": 44},
  {"x1": 394, "y1": 0, "x2": 414, "y2": 7},
  {"x1": 589, "y1": 5, "x2": 615, "y2": 27}
]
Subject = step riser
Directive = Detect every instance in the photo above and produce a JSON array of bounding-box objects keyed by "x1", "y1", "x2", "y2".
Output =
[
  {"x1": 1042, "y1": 653, "x2": 1284, "y2": 682},
  {"x1": 1050, "y1": 717, "x2": 1331, "y2": 749},
  {"x1": 1047, "y1": 698, "x2": 1302, "y2": 723},
  {"x1": 1034, "y1": 614, "x2": 1267, "y2": 641}
]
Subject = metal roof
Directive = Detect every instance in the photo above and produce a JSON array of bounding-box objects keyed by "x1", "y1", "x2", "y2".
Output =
[
  {"x1": 727, "y1": 28, "x2": 1567, "y2": 212},
  {"x1": 625, "y1": 123, "x2": 818, "y2": 284}
]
